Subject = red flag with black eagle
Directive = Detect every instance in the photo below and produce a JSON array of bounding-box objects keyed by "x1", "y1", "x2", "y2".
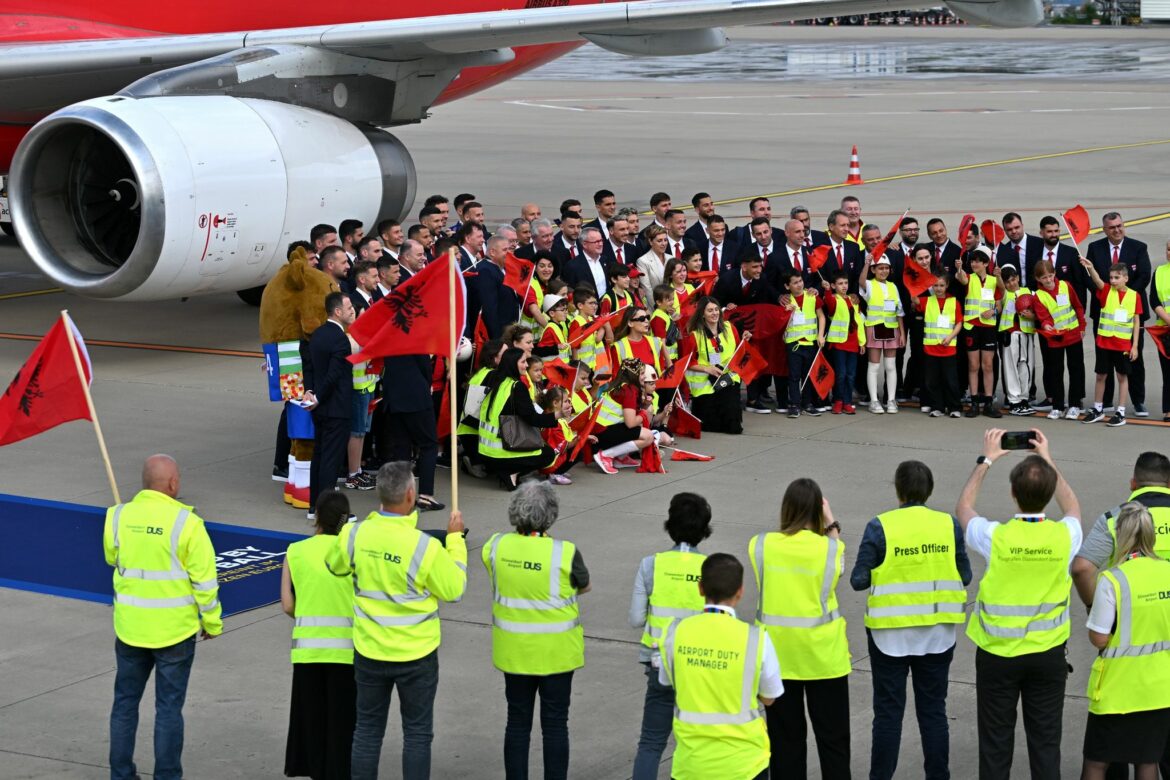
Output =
[
  {"x1": 1063, "y1": 205, "x2": 1091, "y2": 246},
  {"x1": 503, "y1": 252, "x2": 536, "y2": 298},
  {"x1": 0, "y1": 314, "x2": 93, "y2": 447},
  {"x1": 807, "y1": 244, "x2": 831, "y2": 273},
  {"x1": 806, "y1": 349, "x2": 835, "y2": 400},
  {"x1": 727, "y1": 339, "x2": 769, "y2": 386},
  {"x1": 655, "y1": 354, "x2": 691, "y2": 391},
  {"x1": 670, "y1": 448, "x2": 714, "y2": 462},
  {"x1": 668, "y1": 395, "x2": 702, "y2": 439},
  {"x1": 903, "y1": 261, "x2": 938, "y2": 298},
  {"x1": 871, "y1": 210, "x2": 909, "y2": 264}
]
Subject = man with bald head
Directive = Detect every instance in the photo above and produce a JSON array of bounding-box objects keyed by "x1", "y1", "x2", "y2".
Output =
[
  {"x1": 520, "y1": 203, "x2": 542, "y2": 223},
  {"x1": 397, "y1": 239, "x2": 426, "y2": 284},
  {"x1": 105, "y1": 454, "x2": 221, "y2": 780}
]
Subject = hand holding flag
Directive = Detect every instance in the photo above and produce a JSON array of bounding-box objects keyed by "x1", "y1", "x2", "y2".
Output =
[
  {"x1": 903, "y1": 260, "x2": 938, "y2": 298},
  {"x1": 871, "y1": 209, "x2": 909, "y2": 264},
  {"x1": 568, "y1": 307, "x2": 626, "y2": 348},
  {"x1": 1063, "y1": 205, "x2": 1091, "y2": 247},
  {"x1": 800, "y1": 347, "x2": 835, "y2": 400}
]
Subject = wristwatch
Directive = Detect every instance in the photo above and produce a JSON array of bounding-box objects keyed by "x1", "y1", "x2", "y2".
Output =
[
  {"x1": 824, "y1": 521, "x2": 842, "y2": 533},
  {"x1": 976, "y1": 455, "x2": 992, "y2": 467}
]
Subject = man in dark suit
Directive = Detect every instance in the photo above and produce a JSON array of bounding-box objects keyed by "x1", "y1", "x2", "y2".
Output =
[
  {"x1": 585, "y1": 189, "x2": 617, "y2": 243},
  {"x1": 663, "y1": 209, "x2": 696, "y2": 261},
  {"x1": 728, "y1": 197, "x2": 772, "y2": 249},
  {"x1": 994, "y1": 211, "x2": 1044, "y2": 288},
  {"x1": 740, "y1": 217, "x2": 787, "y2": 289},
  {"x1": 563, "y1": 227, "x2": 609, "y2": 296},
  {"x1": 822, "y1": 210, "x2": 865, "y2": 293},
  {"x1": 635, "y1": 192, "x2": 674, "y2": 255},
  {"x1": 551, "y1": 213, "x2": 583, "y2": 272},
  {"x1": 474, "y1": 235, "x2": 521, "y2": 339},
  {"x1": 713, "y1": 256, "x2": 783, "y2": 412},
  {"x1": 303, "y1": 292, "x2": 355, "y2": 512},
  {"x1": 1039, "y1": 215, "x2": 1090, "y2": 307},
  {"x1": 349, "y1": 259, "x2": 378, "y2": 316},
  {"x1": 396, "y1": 239, "x2": 426, "y2": 286},
  {"x1": 381, "y1": 354, "x2": 444, "y2": 511},
  {"x1": 456, "y1": 223, "x2": 484, "y2": 271},
  {"x1": 601, "y1": 216, "x2": 639, "y2": 268},
  {"x1": 1086, "y1": 211, "x2": 1151, "y2": 415},
  {"x1": 684, "y1": 191, "x2": 716, "y2": 250},
  {"x1": 777, "y1": 219, "x2": 816, "y2": 290},
  {"x1": 791, "y1": 206, "x2": 830, "y2": 248},
  {"x1": 703, "y1": 215, "x2": 740, "y2": 273},
  {"x1": 922, "y1": 218, "x2": 962, "y2": 276},
  {"x1": 517, "y1": 218, "x2": 556, "y2": 264}
]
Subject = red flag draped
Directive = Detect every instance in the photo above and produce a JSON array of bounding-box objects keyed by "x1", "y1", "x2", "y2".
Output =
[
  {"x1": 871, "y1": 211, "x2": 908, "y2": 264},
  {"x1": 0, "y1": 316, "x2": 93, "y2": 447},
  {"x1": 669, "y1": 397, "x2": 702, "y2": 439},
  {"x1": 436, "y1": 380, "x2": 452, "y2": 438},
  {"x1": 903, "y1": 261, "x2": 938, "y2": 298},
  {"x1": 503, "y1": 253, "x2": 536, "y2": 298},
  {"x1": 349, "y1": 252, "x2": 467, "y2": 362},
  {"x1": 569, "y1": 403, "x2": 604, "y2": 462},
  {"x1": 1064, "y1": 205, "x2": 1091, "y2": 245},
  {"x1": 807, "y1": 244, "x2": 831, "y2": 273},
  {"x1": 727, "y1": 339, "x2": 769, "y2": 386},
  {"x1": 670, "y1": 448, "x2": 714, "y2": 462},
  {"x1": 726, "y1": 305, "x2": 788, "y2": 340},
  {"x1": 806, "y1": 349, "x2": 835, "y2": 399},
  {"x1": 1147, "y1": 324, "x2": 1170, "y2": 360},
  {"x1": 637, "y1": 444, "x2": 666, "y2": 473}
]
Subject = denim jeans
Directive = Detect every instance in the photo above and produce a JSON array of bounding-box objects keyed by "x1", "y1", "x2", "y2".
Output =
[
  {"x1": 351, "y1": 650, "x2": 438, "y2": 780},
  {"x1": 109, "y1": 634, "x2": 196, "y2": 780},
  {"x1": 632, "y1": 663, "x2": 676, "y2": 780},
  {"x1": 830, "y1": 348, "x2": 858, "y2": 405},
  {"x1": 867, "y1": 631, "x2": 953, "y2": 780},
  {"x1": 503, "y1": 670, "x2": 573, "y2": 779}
]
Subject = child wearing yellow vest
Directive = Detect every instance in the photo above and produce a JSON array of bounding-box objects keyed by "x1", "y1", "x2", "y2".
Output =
[
  {"x1": 917, "y1": 274, "x2": 964, "y2": 417},
  {"x1": 1080, "y1": 258, "x2": 1143, "y2": 426},
  {"x1": 955, "y1": 246, "x2": 1004, "y2": 419},
  {"x1": 535, "y1": 294, "x2": 572, "y2": 363},
  {"x1": 822, "y1": 270, "x2": 865, "y2": 415},
  {"x1": 998, "y1": 265, "x2": 1038, "y2": 416},
  {"x1": 781, "y1": 270, "x2": 826, "y2": 419},
  {"x1": 650, "y1": 284, "x2": 681, "y2": 363}
]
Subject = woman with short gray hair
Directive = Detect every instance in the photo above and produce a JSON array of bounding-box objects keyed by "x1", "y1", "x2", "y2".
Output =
[{"x1": 482, "y1": 480, "x2": 591, "y2": 779}]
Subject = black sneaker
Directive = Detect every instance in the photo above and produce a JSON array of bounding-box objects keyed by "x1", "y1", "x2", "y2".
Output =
[
  {"x1": 1107, "y1": 412, "x2": 1127, "y2": 427},
  {"x1": 272, "y1": 465, "x2": 289, "y2": 482},
  {"x1": 358, "y1": 472, "x2": 377, "y2": 489},
  {"x1": 1082, "y1": 408, "x2": 1104, "y2": 424},
  {"x1": 803, "y1": 406, "x2": 823, "y2": 417},
  {"x1": 745, "y1": 400, "x2": 772, "y2": 415},
  {"x1": 1133, "y1": 403, "x2": 1149, "y2": 418},
  {"x1": 345, "y1": 473, "x2": 375, "y2": 490},
  {"x1": 964, "y1": 405, "x2": 980, "y2": 419},
  {"x1": 787, "y1": 410, "x2": 800, "y2": 419},
  {"x1": 983, "y1": 403, "x2": 1003, "y2": 419},
  {"x1": 1032, "y1": 398, "x2": 1054, "y2": 412}
]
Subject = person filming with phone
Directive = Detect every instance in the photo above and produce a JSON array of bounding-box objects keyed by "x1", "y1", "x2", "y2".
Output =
[{"x1": 956, "y1": 428, "x2": 1083, "y2": 780}]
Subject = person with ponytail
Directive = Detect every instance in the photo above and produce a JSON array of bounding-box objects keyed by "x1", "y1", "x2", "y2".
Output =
[
  {"x1": 478, "y1": 348, "x2": 558, "y2": 489},
  {"x1": 591, "y1": 358, "x2": 657, "y2": 475}
]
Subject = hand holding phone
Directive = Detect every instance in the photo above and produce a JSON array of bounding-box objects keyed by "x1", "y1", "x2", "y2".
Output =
[{"x1": 1001, "y1": 431, "x2": 1037, "y2": 450}]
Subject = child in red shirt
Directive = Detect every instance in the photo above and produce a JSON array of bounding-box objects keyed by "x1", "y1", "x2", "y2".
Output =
[
  {"x1": 822, "y1": 271, "x2": 864, "y2": 414},
  {"x1": 916, "y1": 274, "x2": 964, "y2": 417},
  {"x1": 1080, "y1": 259, "x2": 1142, "y2": 426}
]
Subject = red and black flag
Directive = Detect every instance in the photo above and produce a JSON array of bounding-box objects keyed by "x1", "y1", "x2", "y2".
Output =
[
  {"x1": 503, "y1": 252, "x2": 536, "y2": 298},
  {"x1": 727, "y1": 339, "x2": 769, "y2": 386},
  {"x1": 805, "y1": 349, "x2": 835, "y2": 400},
  {"x1": 0, "y1": 313, "x2": 93, "y2": 447},
  {"x1": 903, "y1": 261, "x2": 938, "y2": 298},
  {"x1": 807, "y1": 244, "x2": 831, "y2": 273},
  {"x1": 1063, "y1": 205, "x2": 1091, "y2": 246}
]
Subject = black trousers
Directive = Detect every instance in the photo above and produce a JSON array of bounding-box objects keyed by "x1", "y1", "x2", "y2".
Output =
[
  {"x1": 923, "y1": 354, "x2": 961, "y2": 413},
  {"x1": 1040, "y1": 340, "x2": 1085, "y2": 410},
  {"x1": 975, "y1": 644, "x2": 1067, "y2": 780},
  {"x1": 766, "y1": 676, "x2": 851, "y2": 780},
  {"x1": 1160, "y1": 348, "x2": 1170, "y2": 416},
  {"x1": 903, "y1": 319, "x2": 926, "y2": 399},
  {"x1": 1098, "y1": 322, "x2": 1146, "y2": 407},
  {"x1": 274, "y1": 403, "x2": 291, "y2": 469},
  {"x1": 309, "y1": 414, "x2": 349, "y2": 509},
  {"x1": 692, "y1": 383, "x2": 744, "y2": 434},
  {"x1": 386, "y1": 408, "x2": 439, "y2": 496}
]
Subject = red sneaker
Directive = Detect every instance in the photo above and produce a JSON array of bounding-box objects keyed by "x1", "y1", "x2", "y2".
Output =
[
  {"x1": 593, "y1": 452, "x2": 618, "y2": 475},
  {"x1": 614, "y1": 455, "x2": 640, "y2": 468},
  {"x1": 843, "y1": 404, "x2": 857, "y2": 415},
  {"x1": 832, "y1": 400, "x2": 843, "y2": 415}
]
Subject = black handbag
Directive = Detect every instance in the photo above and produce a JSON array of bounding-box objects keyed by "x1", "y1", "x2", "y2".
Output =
[{"x1": 499, "y1": 414, "x2": 544, "y2": 451}]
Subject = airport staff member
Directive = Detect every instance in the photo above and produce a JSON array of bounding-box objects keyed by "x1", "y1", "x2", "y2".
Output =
[
  {"x1": 956, "y1": 428, "x2": 1083, "y2": 780},
  {"x1": 851, "y1": 460, "x2": 972, "y2": 780},
  {"x1": 104, "y1": 454, "x2": 222, "y2": 780},
  {"x1": 660, "y1": 553, "x2": 784, "y2": 780},
  {"x1": 325, "y1": 461, "x2": 467, "y2": 780},
  {"x1": 483, "y1": 480, "x2": 590, "y2": 780}
]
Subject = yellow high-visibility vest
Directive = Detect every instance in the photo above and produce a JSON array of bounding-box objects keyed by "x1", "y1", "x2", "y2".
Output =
[
  {"x1": 1105, "y1": 487, "x2": 1170, "y2": 562},
  {"x1": 924, "y1": 296, "x2": 958, "y2": 346},
  {"x1": 287, "y1": 534, "x2": 354, "y2": 664},
  {"x1": 686, "y1": 322, "x2": 740, "y2": 398},
  {"x1": 963, "y1": 274, "x2": 998, "y2": 330},
  {"x1": 1098, "y1": 287, "x2": 1138, "y2": 342},
  {"x1": 865, "y1": 280, "x2": 899, "y2": 329},
  {"x1": 826, "y1": 294, "x2": 866, "y2": 347},
  {"x1": 640, "y1": 549, "x2": 706, "y2": 649},
  {"x1": 785, "y1": 293, "x2": 818, "y2": 345},
  {"x1": 999, "y1": 286, "x2": 1036, "y2": 334},
  {"x1": 479, "y1": 378, "x2": 543, "y2": 460},
  {"x1": 1035, "y1": 282, "x2": 1077, "y2": 332}
]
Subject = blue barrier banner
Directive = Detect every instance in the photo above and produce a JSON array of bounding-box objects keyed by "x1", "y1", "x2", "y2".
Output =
[{"x1": 0, "y1": 493, "x2": 305, "y2": 617}]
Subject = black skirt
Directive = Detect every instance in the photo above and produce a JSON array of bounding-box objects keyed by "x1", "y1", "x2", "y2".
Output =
[
  {"x1": 285, "y1": 662, "x2": 356, "y2": 780},
  {"x1": 594, "y1": 422, "x2": 641, "y2": 450},
  {"x1": 1083, "y1": 707, "x2": 1170, "y2": 764}
]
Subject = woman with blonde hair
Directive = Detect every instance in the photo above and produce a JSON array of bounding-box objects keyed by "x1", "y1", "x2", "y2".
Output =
[{"x1": 1082, "y1": 501, "x2": 1170, "y2": 780}]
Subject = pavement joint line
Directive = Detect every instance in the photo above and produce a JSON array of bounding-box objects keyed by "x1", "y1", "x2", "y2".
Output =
[
  {"x1": 0, "y1": 287, "x2": 62, "y2": 300},
  {"x1": 0, "y1": 748, "x2": 111, "y2": 771},
  {"x1": 0, "y1": 332, "x2": 263, "y2": 358},
  {"x1": 0, "y1": 667, "x2": 115, "y2": 711}
]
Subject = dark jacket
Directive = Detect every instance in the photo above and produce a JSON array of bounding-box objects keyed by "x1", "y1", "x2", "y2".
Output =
[
  {"x1": 304, "y1": 321, "x2": 352, "y2": 419},
  {"x1": 382, "y1": 355, "x2": 433, "y2": 414},
  {"x1": 1085, "y1": 236, "x2": 1151, "y2": 321}
]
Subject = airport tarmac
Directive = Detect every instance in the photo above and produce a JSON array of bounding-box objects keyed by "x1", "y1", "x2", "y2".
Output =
[{"x1": 4, "y1": 24, "x2": 1170, "y2": 780}]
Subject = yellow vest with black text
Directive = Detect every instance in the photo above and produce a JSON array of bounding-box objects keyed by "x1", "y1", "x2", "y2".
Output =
[
  {"x1": 1086, "y1": 555, "x2": 1170, "y2": 714},
  {"x1": 963, "y1": 274, "x2": 998, "y2": 330},
  {"x1": 478, "y1": 378, "x2": 542, "y2": 460},
  {"x1": 686, "y1": 322, "x2": 739, "y2": 398},
  {"x1": 651, "y1": 309, "x2": 679, "y2": 361},
  {"x1": 1105, "y1": 487, "x2": 1170, "y2": 563},
  {"x1": 571, "y1": 313, "x2": 602, "y2": 370},
  {"x1": 826, "y1": 294, "x2": 866, "y2": 348},
  {"x1": 641, "y1": 548, "x2": 706, "y2": 649},
  {"x1": 785, "y1": 293, "x2": 818, "y2": 346},
  {"x1": 865, "y1": 505, "x2": 966, "y2": 629},
  {"x1": 1098, "y1": 287, "x2": 1138, "y2": 343},
  {"x1": 483, "y1": 532, "x2": 584, "y2": 675},
  {"x1": 613, "y1": 335, "x2": 663, "y2": 374},
  {"x1": 750, "y1": 530, "x2": 850, "y2": 679},
  {"x1": 329, "y1": 511, "x2": 468, "y2": 662},
  {"x1": 966, "y1": 517, "x2": 1072, "y2": 656},
  {"x1": 103, "y1": 491, "x2": 222, "y2": 648},
  {"x1": 1035, "y1": 281, "x2": 1078, "y2": 333},
  {"x1": 661, "y1": 612, "x2": 770, "y2": 780},
  {"x1": 287, "y1": 534, "x2": 354, "y2": 664},
  {"x1": 999, "y1": 286, "x2": 1036, "y2": 335},
  {"x1": 924, "y1": 295, "x2": 958, "y2": 346},
  {"x1": 865, "y1": 280, "x2": 899, "y2": 329}
]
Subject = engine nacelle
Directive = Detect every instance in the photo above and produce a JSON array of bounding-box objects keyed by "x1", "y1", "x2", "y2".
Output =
[{"x1": 10, "y1": 96, "x2": 416, "y2": 301}]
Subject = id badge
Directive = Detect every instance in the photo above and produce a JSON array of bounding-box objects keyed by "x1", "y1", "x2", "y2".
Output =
[
  {"x1": 981, "y1": 287, "x2": 995, "y2": 301},
  {"x1": 1113, "y1": 309, "x2": 1129, "y2": 323},
  {"x1": 883, "y1": 299, "x2": 897, "y2": 312},
  {"x1": 1004, "y1": 300, "x2": 1016, "y2": 317},
  {"x1": 792, "y1": 311, "x2": 807, "y2": 325},
  {"x1": 1056, "y1": 294, "x2": 1069, "y2": 307},
  {"x1": 937, "y1": 316, "x2": 951, "y2": 329}
]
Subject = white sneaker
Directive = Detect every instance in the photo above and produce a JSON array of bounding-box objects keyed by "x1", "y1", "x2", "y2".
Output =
[
  {"x1": 1047, "y1": 409, "x2": 1062, "y2": 420},
  {"x1": 886, "y1": 401, "x2": 899, "y2": 414},
  {"x1": 921, "y1": 405, "x2": 932, "y2": 414},
  {"x1": 869, "y1": 402, "x2": 885, "y2": 414},
  {"x1": 1065, "y1": 406, "x2": 1082, "y2": 420},
  {"x1": 929, "y1": 409, "x2": 944, "y2": 418}
]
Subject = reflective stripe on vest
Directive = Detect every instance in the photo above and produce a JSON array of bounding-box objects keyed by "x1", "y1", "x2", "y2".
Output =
[
  {"x1": 754, "y1": 534, "x2": 840, "y2": 628},
  {"x1": 865, "y1": 506, "x2": 966, "y2": 629},
  {"x1": 113, "y1": 504, "x2": 192, "y2": 584},
  {"x1": 651, "y1": 310, "x2": 678, "y2": 361},
  {"x1": 571, "y1": 315, "x2": 601, "y2": 369},
  {"x1": 1099, "y1": 287, "x2": 1137, "y2": 341},
  {"x1": 641, "y1": 549, "x2": 706, "y2": 647},
  {"x1": 1105, "y1": 488, "x2": 1170, "y2": 563},
  {"x1": 288, "y1": 534, "x2": 355, "y2": 663},
  {"x1": 352, "y1": 361, "x2": 377, "y2": 391},
  {"x1": 999, "y1": 287, "x2": 1036, "y2": 334},
  {"x1": 865, "y1": 281, "x2": 899, "y2": 328},
  {"x1": 1156, "y1": 265, "x2": 1170, "y2": 317},
  {"x1": 1036, "y1": 282, "x2": 1078, "y2": 332},
  {"x1": 519, "y1": 283, "x2": 545, "y2": 330},
  {"x1": 663, "y1": 619, "x2": 765, "y2": 726},
  {"x1": 923, "y1": 295, "x2": 957, "y2": 346},
  {"x1": 542, "y1": 320, "x2": 571, "y2": 363},
  {"x1": 785, "y1": 293, "x2": 817, "y2": 344},
  {"x1": 1099, "y1": 565, "x2": 1170, "y2": 658},
  {"x1": 686, "y1": 322, "x2": 738, "y2": 398},
  {"x1": 963, "y1": 273, "x2": 997, "y2": 329},
  {"x1": 826, "y1": 295, "x2": 865, "y2": 346},
  {"x1": 614, "y1": 335, "x2": 663, "y2": 374},
  {"x1": 478, "y1": 378, "x2": 541, "y2": 459},
  {"x1": 596, "y1": 393, "x2": 625, "y2": 427}
]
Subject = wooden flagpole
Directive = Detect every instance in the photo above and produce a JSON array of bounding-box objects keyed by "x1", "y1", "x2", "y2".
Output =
[
  {"x1": 448, "y1": 249, "x2": 459, "y2": 512},
  {"x1": 60, "y1": 310, "x2": 121, "y2": 504}
]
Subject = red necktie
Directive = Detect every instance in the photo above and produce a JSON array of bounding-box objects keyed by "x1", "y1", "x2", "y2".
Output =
[
  {"x1": 674, "y1": 242, "x2": 682, "y2": 259},
  {"x1": 935, "y1": 246, "x2": 941, "y2": 264},
  {"x1": 1048, "y1": 250, "x2": 1054, "y2": 263},
  {"x1": 712, "y1": 246, "x2": 719, "y2": 268},
  {"x1": 616, "y1": 246, "x2": 623, "y2": 264},
  {"x1": 836, "y1": 244, "x2": 843, "y2": 268},
  {"x1": 1014, "y1": 244, "x2": 1021, "y2": 260},
  {"x1": 760, "y1": 245, "x2": 767, "y2": 263},
  {"x1": 1112, "y1": 245, "x2": 1120, "y2": 264},
  {"x1": 792, "y1": 250, "x2": 801, "y2": 272},
  {"x1": 570, "y1": 244, "x2": 577, "y2": 258},
  {"x1": 742, "y1": 281, "x2": 751, "y2": 295},
  {"x1": 804, "y1": 237, "x2": 812, "y2": 247}
]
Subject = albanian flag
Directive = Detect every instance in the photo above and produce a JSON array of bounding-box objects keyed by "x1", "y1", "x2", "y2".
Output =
[
  {"x1": 542, "y1": 357, "x2": 575, "y2": 389},
  {"x1": 670, "y1": 448, "x2": 714, "y2": 462},
  {"x1": 0, "y1": 313, "x2": 93, "y2": 447},
  {"x1": 981, "y1": 219, "x2": 1006, "y2": 248},
  {"x1": 569, "y1": 307, "x2": 626, "y2": 349},
  {"x1": 656, "y1": 353, "x2": 691, "y2": 390},
  {"x1": 808, "y1": 244, "x2": 831, "y2": 274},
  {"x1": 871, "y1": 210, "x2": 909, "y2": 264},
  {"x1": 903, "y1": 261, "x2": 938, "y2": 298},
  {"x1": 1064, "y1": 205, "x2": 1091, "y2": 246},
  {"x1": 727, "y1": 339, "x2": 768, "y2": 386},
  {"x1": 638, "y1": 443, "x2": 666, "y2": 473},
  {"x1": 504, "y1": 253, "x2": 536, "y2": 298},
  {"x1": 805, "y1": 349, "x2": 835, "y2": 400},
  {"x1": 669, "y1": 396, "x2": 702, "y2": 439},
  {"x1": 957, "y1": 214, "x2": 976, "y2": 245},
  {"x1": 726, "y1": 304, "x2": 788, "y2": 340}
]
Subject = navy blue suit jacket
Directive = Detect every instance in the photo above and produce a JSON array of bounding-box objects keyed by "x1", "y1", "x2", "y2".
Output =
[{"x1": 304, "y1": 321, "x2": 352, "y2": 419}]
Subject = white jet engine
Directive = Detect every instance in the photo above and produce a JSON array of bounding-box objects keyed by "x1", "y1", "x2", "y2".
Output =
[{"x1": 10, "y1": 95, "x2": 416, "y2": 300}]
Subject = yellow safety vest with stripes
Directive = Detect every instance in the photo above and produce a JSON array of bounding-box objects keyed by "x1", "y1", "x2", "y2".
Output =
[
  {"x1": 651, "y1": 309, "x2": 679, "y2": 361},
  {"x1": 613, "y1": 335, "x2": 664, "y2": 374},
  {"x1": 750, "y1": 530, "x2": 850, "y2": 680},
  {"x1": 103, "y1": 490, "x2": 222, "y2": 648},
  {"x1": 287, "y1": 534, "x2": 354, "y2": 664},
  {"x1": 640, "y1": 547, "x2": 706, "y2": 650},
  {"x1": 571, "y1": 314, "x2": 602, "y2": 370},
  {"x1": 966, "y1": 517, "x2": 1071, "y2": 657},
  {"x1": 1087, "y1": 555, "x2": 1170, "y2": 715},
  {"x1": 596, "y1": 391, "x2": 627, "y2": 428},
  {"x1": 1105, "y1": 487, "x2": 1170, "y2": 563},
  {"x1": 864, "y1": 505, "x2": 966, "y2": 630},
  {"x1": 865, "y1": 280, "x2": 899, "y2": 329},
  {"x1": 324, "y1": 511, "x2": 468, "y2": 662},
  {"x1": 519, "y1": 283, "x2": 545, "y2": 330},
  {"x1": 541, "y1": 320, "x2": 571, "y2": 363},
  {"x1": 478, "y1": 378, "x2": 543, "y2": 460},
  {"x1": 686, "y1": 322, "x2": 739, "y2": 398},
  {"x1": 1035, "y1": 281, "x2": 1078, "y2": 333},
  {"x1": 785, "y1": 293, "x2": 818, "y2": 345},
  {"x1": 1156, "y1": 264, "x2": 1170, "y2": 315},
  {"x1": 352, "y1": 360, "x2": 378, "y2": 392},
  {"x1": 924, "y1": 295, "x2": 958, "y2": 346},
  {"x1": 826, "y1": 294, "x2": 866, "y2": 347},
  {"x1": 999, "y1": 286, "x2": 1036, "y2": 334},
  {"x1": 661, "y1": 612, "x2": 770, "y2": 780},
  {"x1": 963, "y1": 273, "x2": 998, "y2": 330},
  {"x1": 1098, "y1": 287, "x2": 1138, "y2": 343},
  {"x1": 482, "y1": 532, "x2": 584, "y2": 675}
]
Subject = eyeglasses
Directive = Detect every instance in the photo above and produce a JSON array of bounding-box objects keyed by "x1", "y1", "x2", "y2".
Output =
[{"x1": 630, "y1": 315, "x2": 650, "y2": 323}]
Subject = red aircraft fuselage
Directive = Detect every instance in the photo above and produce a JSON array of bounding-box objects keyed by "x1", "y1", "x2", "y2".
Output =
[{"x1": 0, "y1": 1, "x2": 588, "y2": 169}]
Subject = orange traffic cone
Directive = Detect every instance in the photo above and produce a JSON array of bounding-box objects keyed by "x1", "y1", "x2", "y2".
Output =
[{"x1": 844, "y1": 145, "x2": 864, "y2": 185}]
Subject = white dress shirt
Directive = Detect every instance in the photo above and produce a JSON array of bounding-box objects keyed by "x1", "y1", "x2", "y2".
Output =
[{"x1": 583, "y1": 253, "x2": 606, "y2": 296}]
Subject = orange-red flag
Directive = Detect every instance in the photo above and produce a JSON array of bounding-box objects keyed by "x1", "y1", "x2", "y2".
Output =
[
  {"x1": 727, "y1": 339, "x2": 769, "y2": 386},
  {"x1": 503, "y1": 252, "x2": 536, "y2": 298},
  {"x1": 656, "y1": 354, "x2": 691, "y2": 390},
  {"x1": 903, "y1": 261, "x2": 938, "y2": 298},
  {"x1": 726, "y1": 304, "x2": 788, "y2": 340},
  {"x1": 436, "y1": 380, "x2": 452, "y2": 438},
  {"x1": 807, "y1": 244, "x2": 831, "y2": 273},
  {"x1": 805, "y1": 349, "x2": 835, "y2": 399},
  {"x1": 0, "y1": 315, "x2": 93, "y2": 447},
  {"x1": 670, "y1": 448, "x2": 714, "y2": 462},
  {"x1": 957, "y1": 214, "x2": 976, "y2": 245},
  {"x1": 981, "y1": 219, "x2": 1006, "y2": 247},
  {"x1": 543, "y1": 358, "x2": 575, "y2": 389},
  {"x1": 669, "y1": 397, "x2": 702, "y2": 439},
  {"x1": 1147, "y1": 324, "x2": 1170, "y2": 360},
  {"x1": 871, "y1": 211, "x2": 908, "y2": 264},
  {"x1": 637, "y1": 443, "x2": 666, "y2": 473},
  {"x1": 1064, "y1": 205, "x2": 1091, "y2": 246},
  {"x1": 569, "y1": 402, "x2": 604, "y2": 462},
  {"x1": 569, "y1": 307, "x2": 626, "y2": 348}
]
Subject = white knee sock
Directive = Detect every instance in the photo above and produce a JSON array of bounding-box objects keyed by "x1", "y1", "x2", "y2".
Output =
[
  {"x1": 867, "y1": 361, "x2": 881, "y2": 403},
  {"x1": 883, "y1": 357, "x2": 897, "y2": 401},
  {"x1": 602, "y1": 440, "x2": 639, "y2": 459}
]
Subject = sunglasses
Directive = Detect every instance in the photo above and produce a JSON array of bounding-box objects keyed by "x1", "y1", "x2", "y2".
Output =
[{"x1": 630, "y1": 315, "x2": 650, "y2": 323}]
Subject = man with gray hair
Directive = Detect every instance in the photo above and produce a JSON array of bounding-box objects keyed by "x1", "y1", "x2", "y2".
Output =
[
  {"x1": 564, "y1": 226, "x2": 608, "y2": 297},
  {"x1": 517, "y1": 217, "x2": 556, "y2": 266},
  {"x1": 511, "y1": 217, "x2": 532, "y2": 247},
  {"x1": 482, "y1": 480, "x2": 590, "y2": 779},
  {"x1": 326, "y1": 461, "x2": 466, "y2": 780},
  {"x1": 397, "y1": 239, "x2": 426, "y2": 283},
  {"x1": 495, "y1": 224, "x2": 519, "y2": 253},
  {"x1": 473, "y1": 235, "x2": 521, "y2": 338}
]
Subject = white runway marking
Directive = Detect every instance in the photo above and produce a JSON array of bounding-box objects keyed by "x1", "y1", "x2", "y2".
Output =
[{"x1": 506, "y1": 100, "x2": 1170, "y2": 118}]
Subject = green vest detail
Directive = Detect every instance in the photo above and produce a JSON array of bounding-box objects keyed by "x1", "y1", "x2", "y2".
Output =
[
  {"x1": 1156, "y1": 264, "x2": 1170, "y2": 316},
  {"x1": 966, "y1": 517, "x2": 1072, "y2": 657},
  {"x1": 483, "y1": 533, "x2": 583, "y2": 675},
  {"x1": 478, "y1": 378, "x2": 542, "y2": 459},
  {"x1": 751, "y1": 530, "x2": 850, "y2": 680},
  {"x1": 641, "y1": 549, "x2": 706, "y2": 649},
  {"x1": 865, "y1": 505, "x2": 966, "y2": 630},
  {"x1": 661, "y1": 612, "x2": 770, "y2": 780},
  {"x1": 519, "y1": 283, "x2": 545, "y2": 330},
  {"x1": 287, "y1": 534, "x2": 354, "y2": 664},
  {"x1": 1087, "y1": 556, "x2": 1170, "y2": 715},
  {"x1": 1035, "y1": 282, "x2": 1078, "y2": 332}
]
